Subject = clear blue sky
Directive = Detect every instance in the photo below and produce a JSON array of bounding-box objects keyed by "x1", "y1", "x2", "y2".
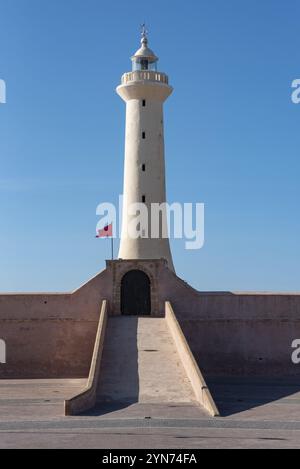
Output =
[{"x1": 0, "y1": 0, "x2": 299, "y2": 292}]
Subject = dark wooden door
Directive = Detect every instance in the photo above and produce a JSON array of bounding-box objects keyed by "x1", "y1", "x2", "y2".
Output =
[{"x1": 121, "y1": 270, "x2": 151, "y2": 316}]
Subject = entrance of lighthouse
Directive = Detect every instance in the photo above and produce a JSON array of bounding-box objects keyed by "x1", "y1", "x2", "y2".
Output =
[{"x1": 121, "y1": 270, "x2": 151, "y2": 316}]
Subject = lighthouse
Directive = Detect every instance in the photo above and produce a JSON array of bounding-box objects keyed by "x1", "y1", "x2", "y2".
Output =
[{"x1": 117, "y1": 27, "x2": 174, "y2": 271}]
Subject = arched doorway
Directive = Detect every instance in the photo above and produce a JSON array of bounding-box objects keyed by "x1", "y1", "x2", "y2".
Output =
[{"x1": 121, "y1": 270, "x2": 151, "y2": 316}]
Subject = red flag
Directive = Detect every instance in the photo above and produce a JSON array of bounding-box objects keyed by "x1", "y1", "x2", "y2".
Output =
[{"x1": 96, "y1": 223, "x2": 113, "y2": 238}]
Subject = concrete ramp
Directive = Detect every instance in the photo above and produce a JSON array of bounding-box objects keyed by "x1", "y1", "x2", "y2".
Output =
[{"x1": 97, "y1": 317, "x2": 196, "y2": 405}]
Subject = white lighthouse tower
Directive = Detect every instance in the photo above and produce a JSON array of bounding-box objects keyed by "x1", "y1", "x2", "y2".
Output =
[{"x1": 117, "y1": 27, "x2": 174, "y2": 271}]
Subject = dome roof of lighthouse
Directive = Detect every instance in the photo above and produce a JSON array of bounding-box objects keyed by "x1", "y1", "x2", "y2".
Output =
[{"x1": 131, "y1": 26, "x2": 158, "y2": 63}]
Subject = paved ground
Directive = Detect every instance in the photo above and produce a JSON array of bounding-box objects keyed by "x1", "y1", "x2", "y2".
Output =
[
  {"x1": 97, "y1": 317, "x2": 195, "y2": 404},
  {"x1": 1, "y1": 377, "x2": 300, "y2": 448}
]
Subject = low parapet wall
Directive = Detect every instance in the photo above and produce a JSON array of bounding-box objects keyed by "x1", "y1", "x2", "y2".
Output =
[
  {"x1": 165, "y1": 301, "x2": 219, "y2": 416},
  {"x1": 171, "y1": 292, "x2": 300, "y2": 377},
  {"x1": 156, "y1": 269, "x2": 300, "y2": 377},
  {"x1": 65, "y1": 300, "x2": 108, "y2": 416},
  {"x1": 0, "y1": 267, "x2": 112, "y2": 378}
]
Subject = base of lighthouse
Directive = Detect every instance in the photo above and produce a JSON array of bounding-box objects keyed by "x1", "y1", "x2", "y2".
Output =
[
  {"x1": 1, "y1": 260, "x2": 300, "y2": 420},
  {"x1": 109, "y1": 259, "x2": 167, "y2": 317}
]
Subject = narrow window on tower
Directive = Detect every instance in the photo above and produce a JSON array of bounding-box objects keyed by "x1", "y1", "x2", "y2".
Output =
[
  {"x1": 142, "y1": 164, "x2": 146, "y2": 172},
  {"x1": 142, "y1": 99, "x2": 146, "y2": 107},
  {"x1": 142, "y1": 131, "x2": 146, "y2": 139},
  {"x1": 142, "y1": 195, "x2": 146, "y2": 203}
]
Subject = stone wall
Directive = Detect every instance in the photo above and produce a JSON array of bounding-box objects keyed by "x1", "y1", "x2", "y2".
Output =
[
  {"x1": 157, "y1": 268, "x2": 300, "y2": 376},
  {"x1": 0, "y1": 260, "x2": 299, "y2": 378},
  {"x1": 0, "y1": 268, "x2": 112, "y2": 378}
]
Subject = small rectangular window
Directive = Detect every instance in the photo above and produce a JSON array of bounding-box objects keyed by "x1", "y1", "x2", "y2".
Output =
[
  {"x1": 142, "y1": 195, "x2": 146, "y2": 203},
  {"x1": 141, "y1": 59, "x2": 148, "y2": 70},
  {"x1": 142, "y1": 131, "x2": 146, "y2": 139},
  {"x1": 142, "y1": 99, "x2": 146, "y2": 107},
  {"x1": 142, "y1": 164, "x2": 145, "y2": 171}
]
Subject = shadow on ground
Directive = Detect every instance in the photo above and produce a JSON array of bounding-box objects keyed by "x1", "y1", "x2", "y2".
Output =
[
  {"x1": 80, "y1": 401, "x2": 137, "y2": 417},
  {"x1": 207, "y1": 376, "x2": 300, "y2": 417}
]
